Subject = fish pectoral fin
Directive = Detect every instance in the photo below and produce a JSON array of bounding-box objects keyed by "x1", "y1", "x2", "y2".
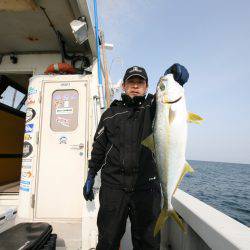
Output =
[
  {"x1": 154, "y1": 206, "x2": 168, "y2": 236},
  {"x1": 169, "y1": 107, "x2": 176, "y2": 124},
  {"x1": 173, "y1": 161, "x2": 194, "y2": 194},
  {"x1": 170, "y1": 210, "x2": 186, "y2": 233},
  {"x1": 187, "y1": 112, "x2": 204, "y2": 124},
  {"x1": 141, "y1": 133, "x2": 155, "y2": 153}
]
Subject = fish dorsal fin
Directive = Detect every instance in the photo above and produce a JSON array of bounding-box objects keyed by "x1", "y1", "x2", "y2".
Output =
[
  {"x1": 187, "y1": 112, "x2": 204, "y2": 124},
  {"x1": 141, "y1": 133, "x2": 155, "y2": 153}
]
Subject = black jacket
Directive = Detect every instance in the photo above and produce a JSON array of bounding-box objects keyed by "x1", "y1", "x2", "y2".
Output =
[{"x1": 88, "y1": 94, "x2": 160, "y2": 191}]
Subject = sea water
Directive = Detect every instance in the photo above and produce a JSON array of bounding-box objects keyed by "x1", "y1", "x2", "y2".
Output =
[{"x1": 180, "y1": 160, "x2": 250, "y2": 226}]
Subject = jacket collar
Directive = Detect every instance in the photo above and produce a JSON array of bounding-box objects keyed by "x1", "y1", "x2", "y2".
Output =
[
  {"x1": 110, "y1": 93, "x2": 154, "y2": 108},
  {"x1": 121, "y1": 94, "x2": 146, "y2": 107}
]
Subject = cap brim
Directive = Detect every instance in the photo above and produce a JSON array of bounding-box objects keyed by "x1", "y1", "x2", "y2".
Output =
[{"x1": 124, "y1": 74, "x2": 147, "y2": 82}]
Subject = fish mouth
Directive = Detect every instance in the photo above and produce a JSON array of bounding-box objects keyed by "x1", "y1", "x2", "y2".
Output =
[{"x1": 163, "y1": 96, "x2": 182, "y2": 104}]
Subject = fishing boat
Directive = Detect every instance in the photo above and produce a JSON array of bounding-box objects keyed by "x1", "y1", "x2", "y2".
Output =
[{"x1": 0, "y1": 0, "x2": 249, "y2": 249}]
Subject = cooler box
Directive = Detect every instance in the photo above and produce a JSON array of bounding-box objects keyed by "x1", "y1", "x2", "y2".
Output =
[{"x1": 0, "y1": 222, "x2": 56, "y2": 250}]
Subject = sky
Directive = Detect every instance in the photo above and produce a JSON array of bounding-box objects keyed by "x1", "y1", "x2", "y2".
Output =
[{"x1": 87, "y1": 0, "x2": 250, "y2": 164}]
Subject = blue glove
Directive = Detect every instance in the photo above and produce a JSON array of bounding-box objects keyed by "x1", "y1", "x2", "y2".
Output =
[
  {"x1": 83, "y1": 171, "x2": 95, "y2": 201},
  {"x1": 164, "y1": 63, "x2": 189, "y2": 86}
]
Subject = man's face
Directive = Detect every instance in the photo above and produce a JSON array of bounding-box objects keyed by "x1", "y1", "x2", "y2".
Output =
[{"x1": 122, "y1": 76, "x2": 148, "y2": 98}]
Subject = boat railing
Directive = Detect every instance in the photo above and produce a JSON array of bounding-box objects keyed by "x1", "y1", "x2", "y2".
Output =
[{"x1": 161, "y1": 189, "x2": 250, "y2": 250}]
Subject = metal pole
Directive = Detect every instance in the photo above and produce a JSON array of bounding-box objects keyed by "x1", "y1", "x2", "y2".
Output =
[
  {"x1": 100, "y1": 31, "x2": 111, "y2": 107},
  {"x1": 93, "y1": 0, "x2": 105, "y2": 108}
]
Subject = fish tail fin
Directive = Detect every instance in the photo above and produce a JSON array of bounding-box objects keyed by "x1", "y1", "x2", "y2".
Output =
[
  {"x1": 154, "y1": 206, "x2": 169, "y2": 237},
  {"x1": 170, "y1": 210, "x2": 186, "y2": 233},
  {"x1": 154, "y1": 207, "x2": 186, "y2": 237}
]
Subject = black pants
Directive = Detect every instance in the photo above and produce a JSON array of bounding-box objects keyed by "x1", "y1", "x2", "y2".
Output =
[{"x1": 96, "y1": 186, "x2": 161, "y2": 250}]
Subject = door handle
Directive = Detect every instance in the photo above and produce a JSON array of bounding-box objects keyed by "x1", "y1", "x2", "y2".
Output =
[{"x1": 70, "y1": 143, "x2": 84, "y2": 150}]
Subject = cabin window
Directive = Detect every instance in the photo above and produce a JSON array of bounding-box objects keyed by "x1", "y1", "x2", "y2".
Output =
[
  {"x1": 0, "y1": 73, "x2": 31, "y2": 193},
  {"x1": 0, "y1": 86, "x2": 26, "y2": 111},
  {"x1": 50, "y1": 89, "x2": 79, "y2": 132},
  {"x1": 0, "y1": 74, "x2": 31, "y2": 112}
]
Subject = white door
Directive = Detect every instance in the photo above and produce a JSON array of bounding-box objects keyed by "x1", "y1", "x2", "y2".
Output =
[{"x1": 35, "y1": 78, "x2": 88, "y2": 219}]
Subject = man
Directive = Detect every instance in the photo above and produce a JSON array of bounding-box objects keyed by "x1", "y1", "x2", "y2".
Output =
[{"x1": 83, "y1": 64, "x2": 189, "y2": 250}]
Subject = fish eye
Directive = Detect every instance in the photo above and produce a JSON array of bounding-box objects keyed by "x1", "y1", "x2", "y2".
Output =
[{"x1": 159, "y1": 84, "x2": 165, "y2": 91}]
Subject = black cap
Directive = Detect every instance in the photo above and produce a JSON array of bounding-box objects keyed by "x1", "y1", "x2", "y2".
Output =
[{"x1": 123, "y1": 66, "x2": 148, "y2": 83}]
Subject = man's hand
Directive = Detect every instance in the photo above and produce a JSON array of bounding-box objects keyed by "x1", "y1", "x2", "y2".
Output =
[
  {"x1": 83, "y1": 172, "x2": 95, "y2": 201},
  {"x1": 164, "y1": 63, "x2": 189, "y2": 86}
]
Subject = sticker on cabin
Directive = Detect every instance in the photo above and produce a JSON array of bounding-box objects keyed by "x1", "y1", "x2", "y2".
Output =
[
  {"x1": 63, "y1": 100, "x2": 69, "y2": 108},
  {"x1": 56, "y1": 107, "x2": 73, "y2": 115},
  {"x1": 20, "y1": 180, "x2": 31, "y2": 190},
  {"x1": 22, "y1": 165, "x2": 32, "y2": 170},
  {"x1": 59, "y1": 136, "x2": 67, "y2": 144},
  {"x1": 24, "y1": 134, "x2": 32, "y2": 141},
  {"x1": 56, "y1": 117, "x2": 70, "y2": 127},
  {"x1": 63, "y1": 95, "x2": 69, "y2": 101},
  {"x1": 20, "y1": 184, "x2": 30, "y2": 191},
  {"x1": 26, "y1": 96, "x2": 35, "y2": 106},
  {"x1": 21, "y1": 180, "x2": 30, "y2": 185},
  {"x1": 21, "y1": 171, "x2": 32, "y2": 179},
  {"x1": 23, "y1": 142, "x2": 33, "y2": 158},
  {"x1": 26, "y1": 108, "x2": 36, "y2": 122},
  {"x1": 22, "y1": 158, "x2": 32, "y2": 164},
  {"x1": 20, "y1": 187, "x2": 30, "y2": 192},
  {"x1": 54, "y1": 99, "x2": 63, "y2": 108},
  {"x1": 53, "y1": 100, "x2": 70, "y2": 108},
  {"x1": 20, "y1": 183, "x2": 30, "y2": 190},
  {"x1": 54, "y1": 94, "x2": 61, "y2": 100},
  {"x1": 28, "y1": 87, "x2": 37, "y2": 96},
  {"x1": 25, "y1": 124, "x2": 34, "y2": 133}
]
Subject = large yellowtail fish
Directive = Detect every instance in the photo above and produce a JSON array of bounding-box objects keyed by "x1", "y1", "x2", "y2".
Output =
[{"x1": 142, "y1": 74, "x2": 203, "y2": 236}]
